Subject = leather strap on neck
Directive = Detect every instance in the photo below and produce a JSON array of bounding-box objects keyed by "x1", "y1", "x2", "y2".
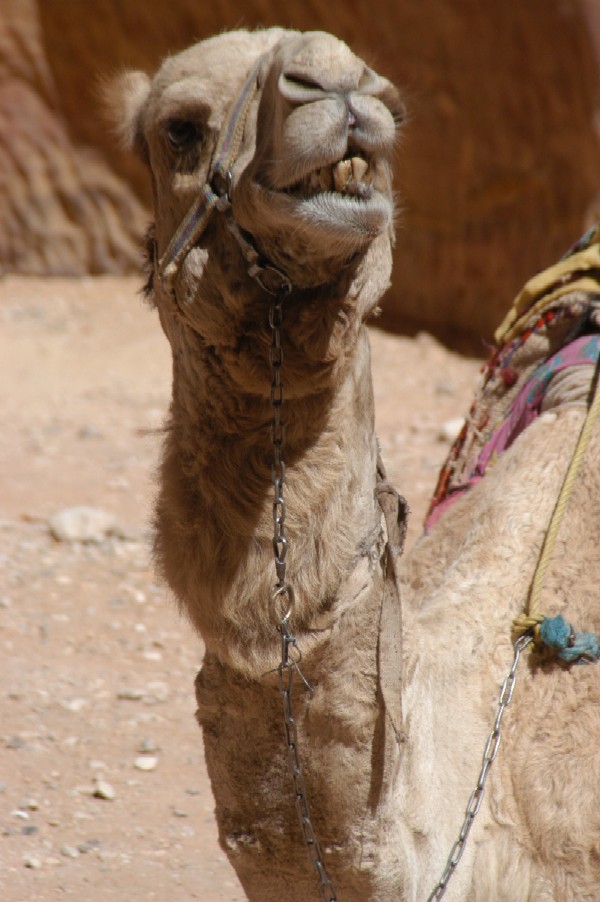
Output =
[{"x1": 376, "y1": 455, "x2": 408, "y2": 743}]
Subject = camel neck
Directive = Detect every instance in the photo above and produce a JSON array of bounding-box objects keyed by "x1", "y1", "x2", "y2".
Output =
[{"x1": 155, "y1": 320, "x2": 382, "y2": 674}]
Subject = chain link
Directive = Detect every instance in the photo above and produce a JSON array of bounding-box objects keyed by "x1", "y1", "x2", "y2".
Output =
[
  {"x1": 268, "y1": 293, "x2": 338, "y2": 902},
  {"x1": 426, "y1": 634, "x2": 532, "y2": 901}
]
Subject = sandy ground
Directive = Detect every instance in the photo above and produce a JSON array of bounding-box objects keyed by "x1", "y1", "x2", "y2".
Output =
[{"x1": 0, "y1": 276, "x2": 480, "y2": 901}]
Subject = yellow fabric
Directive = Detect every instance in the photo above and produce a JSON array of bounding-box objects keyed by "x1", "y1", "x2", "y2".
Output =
[{"x1": 495, "y1": 237, "x2": 600, "y2": 345}]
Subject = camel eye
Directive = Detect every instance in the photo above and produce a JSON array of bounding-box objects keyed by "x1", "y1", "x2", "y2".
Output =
[{"x1": 166, "y1": 118, "x2": 202, "y2": 151}]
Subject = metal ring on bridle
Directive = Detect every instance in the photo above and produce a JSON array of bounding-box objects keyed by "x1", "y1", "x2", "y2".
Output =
[{"x1": 270, "y1": 583, "x2": 295, "y2": 625}]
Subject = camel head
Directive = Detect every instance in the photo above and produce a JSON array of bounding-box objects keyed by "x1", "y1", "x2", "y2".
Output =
[{"x1": 112, "y1": 29, "x2": 402, "y2": 313}]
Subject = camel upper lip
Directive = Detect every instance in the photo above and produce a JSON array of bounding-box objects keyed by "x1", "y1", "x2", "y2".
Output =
[{"x1": 284, "y1": 152, "x2": 383, "y2": 201}]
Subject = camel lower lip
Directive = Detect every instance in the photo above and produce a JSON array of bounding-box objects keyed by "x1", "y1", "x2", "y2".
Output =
[{"x1": 298, "y1": 190, "x2": 393, "y2": 237}]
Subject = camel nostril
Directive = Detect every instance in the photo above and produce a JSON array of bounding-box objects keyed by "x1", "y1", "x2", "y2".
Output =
[
  {"x1": 278, "y1": 71, "x2": 328, "y2": 103},
  {"x1": 283, "y1": 72, "x2": 324, "y2": 92},
  {"x1": 348, "y1": 110, "x2": 357, "y2": 128}
]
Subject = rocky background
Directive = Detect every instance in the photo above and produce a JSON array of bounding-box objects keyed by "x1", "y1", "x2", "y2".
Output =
[{"x1": 2, "y1": 0, "x2": 600, "y2": 345}]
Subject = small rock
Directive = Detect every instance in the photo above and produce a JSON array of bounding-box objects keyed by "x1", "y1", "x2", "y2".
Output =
[
  {"x1": 435, "y1": 380, "x2": 456, "y2": 397},
  {"x1": 6, "y1": 736, "x2": 26, "y2": 750},
  {"x1": 24, "y1": 856, "x2": 42, "y2": 869},
  {"x1": 117, "y1": 688, "x2": 145, "y2": 701},
  {"x1": 77, "y1": 839, "x2": 101, "y2": 854},
  {"x1": 142, "y1": 650, "x2": 162, "y2": 661},
  {"x1": 92, "y1": 780, "x2": 116, "y2": 801},
  {"x1": 438, "y1": 417, "x2": 465, "y2": 444},
  {"x1": 185, "y1": 787, "x2": 201, "y2": 796},
  {"x1": 144, "y1": 681, "x2": 169, "y2": 704},
  {"x1": 172, "y1": 808, "x2": 187, "y2": 818},
  {"x1": 138, "y1": 738, "x2": 159, "y2": 754},
  {"x1": 0, "y1": 596, "x2": 11, "y2": 609},
  {"x1": 134, "y1": 756, "x2": 158, "y2": 772},
  {"x1": 22, "y1": 825, "x2": 38, "y2": 836},
  {"x1": 77, "y1": 425, "x2": 103, "y2": 440},
  {"x1": 61, "y1": 844, "x2": 80, "y2": 859},
  {"x1": 12, "y1": 809, "x2": 29, "y2": 820},
  {"x1": 60, "y1": 697, "x2": 87, "y2": 713},
  {"x1": 25, "y1": 799, "x2": 39, "y2": 810},
  {"x1": 49, "y1": 506, "x2": 120, "y2": 544}
]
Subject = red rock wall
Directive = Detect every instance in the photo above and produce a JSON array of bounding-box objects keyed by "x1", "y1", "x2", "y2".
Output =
[{"x1": 2, "y1": 0, "x2": 600, "y2": 345}]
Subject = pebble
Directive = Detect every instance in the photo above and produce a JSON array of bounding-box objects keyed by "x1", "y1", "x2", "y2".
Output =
[
  {"x1": 77, "y1": 839, "x2": 100, "y2": 854},
  {"x1": 144, "y1": 681, "x2": 169, "y2": 704},
  {"x1": 172, "y1": 808, "x2": 187, "y2": 818},
  {"x1": 134, "y1": 755, "x2": 158, "y2": 772},
  {"x1": 60, "y1": 844, "x2": 80, "y2": 859},
  {"x1": 6, "y1": 736, "x2": 26, "y2": 749},
  {"x1": 93, "y1": 780, "x2": 116, "y2": 801},
  {"x1": 142, "y1": 650, "x2": 162, "y2": 661},
  {"x1": 22, "y1": 825, "x2": 38, "y2": 836},
  {"x1": 117, "y1": 688, "x2": 145, "y2": 701},
  {"x1": 60, "y1": 697, "x2": 87, "y2": 712},
  {"x1": 12, "y1": 809, "x2": 29, "y2": 820},
  {"x1": 139, "y1": 737, "x2": 159, "y2": 754},
  {"x1": 49, "y1": 506, "x2": 121, "y2": 544},
  {"x1": 24, "y1": 856, "x2": 42, "y2": 869},
  {"x1": 438, "y1": 417, "x2": 465, "y2": 444},
  {"x1": 435, "y1": 380, "x2": 456, "y2": 396}
]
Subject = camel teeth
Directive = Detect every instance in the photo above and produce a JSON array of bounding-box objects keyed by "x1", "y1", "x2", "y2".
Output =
[
  {"x1": 351, "y1": 157, "x2": 369, "y2": 183},
  {"x1": 295, "y1": 157, "x2": 371, "y2": 196},
  {"x1": 320, "y1": 167, "x2": 333, "y2": 191},
  {"x1": 333, "y1": 159, "x2": 352, "y2": 192}
]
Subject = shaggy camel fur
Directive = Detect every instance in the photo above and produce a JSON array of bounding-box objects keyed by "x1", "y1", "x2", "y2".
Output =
[{"x1": 113, "y1": 28, "x2": 600, "y2": 902}]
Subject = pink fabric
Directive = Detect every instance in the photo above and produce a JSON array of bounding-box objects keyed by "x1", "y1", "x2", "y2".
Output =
[{"x1": 425, "y1": 334, "x2": 600, "y2": 532}]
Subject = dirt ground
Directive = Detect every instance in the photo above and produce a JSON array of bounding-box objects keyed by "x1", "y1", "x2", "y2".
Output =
[{"x1": 0, "y1": 275, "x2": 481, "y2": 901}]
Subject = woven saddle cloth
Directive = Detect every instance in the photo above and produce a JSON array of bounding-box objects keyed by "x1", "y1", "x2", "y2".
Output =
[{"x1": 426, "y1": 223, "x2": 600, "y2": 531}]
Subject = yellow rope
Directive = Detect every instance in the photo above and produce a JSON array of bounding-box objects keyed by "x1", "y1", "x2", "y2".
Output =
[{"x1": 512, "y1": 360, "x2": 600, "y2": 644}]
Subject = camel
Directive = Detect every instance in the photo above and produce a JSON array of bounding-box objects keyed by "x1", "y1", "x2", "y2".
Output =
[{"x1": 111, "y1": 28, "x2": 600, "y2": 901}]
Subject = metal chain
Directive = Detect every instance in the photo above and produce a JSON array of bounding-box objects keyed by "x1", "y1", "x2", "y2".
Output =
[
  {"x1": 268, "y1": 293, "x2": 338, "y2": 902},
  {"x1": 426, "y1": 633, "x2": 532, "y2": 901},
  {"x1": 269, "y1": 297, "x2": 288, "y2": 588}
]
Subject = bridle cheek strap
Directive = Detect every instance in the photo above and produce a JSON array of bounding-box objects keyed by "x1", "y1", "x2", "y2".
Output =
[{"x1": 157, "y1": 61, "x2": 262, "y2": 291}]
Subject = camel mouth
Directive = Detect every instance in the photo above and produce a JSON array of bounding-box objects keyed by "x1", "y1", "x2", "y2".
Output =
[{"x1": 286, "y1": 153, "x2": 384, "y2": 202}]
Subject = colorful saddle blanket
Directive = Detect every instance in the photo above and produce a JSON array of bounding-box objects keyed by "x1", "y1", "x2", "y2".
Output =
[{"x1": 426, "y1": 223, "x2": 600, "y2": 531}]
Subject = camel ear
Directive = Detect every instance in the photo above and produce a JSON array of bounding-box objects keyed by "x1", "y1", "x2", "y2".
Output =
[{"x1": 101, "y1": 70, "x2": 151, "y2": 161}]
